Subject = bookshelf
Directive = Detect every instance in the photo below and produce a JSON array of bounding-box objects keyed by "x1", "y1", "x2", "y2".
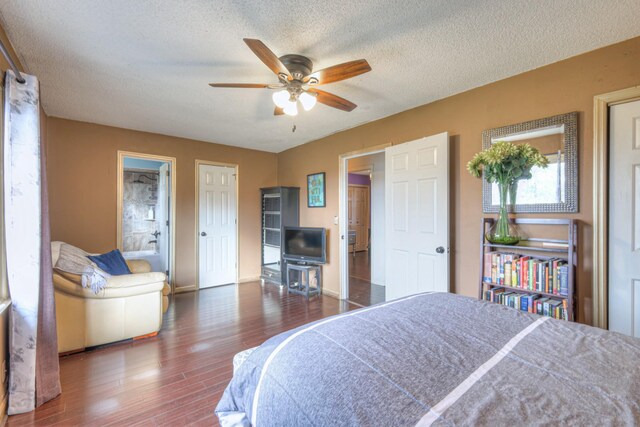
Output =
[
  {"x1": 479, "y1": 217, "x2": 577, "y2": 321},
  {"x1": 260, "y1": 187, "x2": 300, "y2": 286}
]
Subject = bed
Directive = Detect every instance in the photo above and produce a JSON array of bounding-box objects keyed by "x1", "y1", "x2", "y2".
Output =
[{"x1": 216, "y1": 292, "x2": 640, "y2": 426}]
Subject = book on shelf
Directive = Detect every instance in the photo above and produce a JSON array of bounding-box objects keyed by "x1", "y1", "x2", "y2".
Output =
[
  {"x1": 482, "y1": 252, "x2": 569, "y2": 297},
  {"x1": 482, "y1": 287, "x2": 568, "y2": 321}
]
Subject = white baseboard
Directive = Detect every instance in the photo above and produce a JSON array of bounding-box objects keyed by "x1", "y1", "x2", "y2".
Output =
[
  {"x1": 176, "y1": 278, "x2": 332, "y2": 295},
  {"x1": 174, "y1": 285, "x2": 196, "y2": 294},
  {"x1": 322, "y1": 288, "x2": 340, "y2": 299},
  {"x1": 176, "y1": 277, "x2": 260, "y2": 293}
]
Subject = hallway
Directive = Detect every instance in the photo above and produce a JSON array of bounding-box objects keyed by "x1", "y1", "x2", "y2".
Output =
[{"x1": 348, "y1": 251, "x2": 385, "y2": 307}]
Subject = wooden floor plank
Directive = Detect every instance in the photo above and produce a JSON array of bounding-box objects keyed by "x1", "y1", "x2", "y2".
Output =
[
  {"x1": 349, "y1": 252, "x2": 385, "y2": 306},
  {"x1": 7, "y1": 282, "x2": 355, "y2": 426}
]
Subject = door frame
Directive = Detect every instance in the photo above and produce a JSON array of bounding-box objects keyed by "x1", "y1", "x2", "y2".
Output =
[
  {"x1": 116, "y1": 150, "x2": 177, "y2": 291},
  {"x1": 339, "y1": 143, "x2": 390, "y2": 300},
  {"x1": 195, "y1": 159, "x2": 239, "y2": 289},
  {"x1": 593, "y1": 85, "x2": 640, "y2": 329}
]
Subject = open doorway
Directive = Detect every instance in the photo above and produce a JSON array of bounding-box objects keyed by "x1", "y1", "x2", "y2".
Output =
[
  {"x1": 117, "y1": 151, "x2": 176, "y2": 290},
  {"x1": 344, "y1": 152, "x2": 386, "y2": 306}
]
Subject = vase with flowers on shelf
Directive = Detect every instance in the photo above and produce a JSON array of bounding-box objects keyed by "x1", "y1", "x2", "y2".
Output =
[{"x1": 467, "y1": 141, "x2": 548, "y2": 245}]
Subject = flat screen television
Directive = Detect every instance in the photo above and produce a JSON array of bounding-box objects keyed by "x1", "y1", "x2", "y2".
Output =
[{"x1": 283, "y1": 227, "x2": 327, "y2": 264}]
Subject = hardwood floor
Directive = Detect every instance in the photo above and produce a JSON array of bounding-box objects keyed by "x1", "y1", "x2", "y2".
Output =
[
  {"x1": 348, "y1": 251, "x2": 385, "y2": 307},
  {"x1": 7, "y1": 282, "x2": 356, "y2": 426},
  {"x1": 348, "y1": 250, "x2": 371, "y2": 281},
  {"x1": 348, "y1": 276, "x2": 385, "y2": 307}
]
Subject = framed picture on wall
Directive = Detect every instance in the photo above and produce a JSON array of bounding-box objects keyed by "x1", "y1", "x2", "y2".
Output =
[{"x1": 307, "y1": 172, "x2": 326, "y2": 208}]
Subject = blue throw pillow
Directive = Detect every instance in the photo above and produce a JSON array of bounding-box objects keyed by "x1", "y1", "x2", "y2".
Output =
[{"x1": 87, "y1": 249, "x2": 131, "y2": 276}]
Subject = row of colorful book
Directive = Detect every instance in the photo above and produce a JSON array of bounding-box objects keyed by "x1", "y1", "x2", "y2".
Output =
[
  {"x1": 482, "y1": 287, "x2": 568, "y2": 320},
  {"x1": 482, "y1": 252, "x2": 569, "y2": 296}
]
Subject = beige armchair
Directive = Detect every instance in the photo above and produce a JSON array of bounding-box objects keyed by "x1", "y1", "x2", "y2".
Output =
[{"x1": 52, "y1": 244, "x2": 171, "y2": 354}]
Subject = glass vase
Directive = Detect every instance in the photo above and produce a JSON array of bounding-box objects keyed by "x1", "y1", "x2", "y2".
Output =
[{"x1": 486, "y1": 182, "x2": 521, "y2": 245}]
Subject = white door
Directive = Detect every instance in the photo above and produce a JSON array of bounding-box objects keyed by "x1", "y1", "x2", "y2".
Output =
[
  {"x1": 385, "y1": 133, "x2": 449, "y2": 300},
  {"x1": 156, "y1": 163, "x2": 170, "y2": 280},
  {"x1": 198, "y1": 164, "x2": 237, "y2": 288},
  {"x1": 609, "y1": 99, "x2": 640, "y2": 337}
]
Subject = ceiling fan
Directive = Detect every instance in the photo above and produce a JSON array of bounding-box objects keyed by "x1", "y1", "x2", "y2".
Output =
[{"x1": 209, "y1": 39, "x2": 371, "y2": 117}]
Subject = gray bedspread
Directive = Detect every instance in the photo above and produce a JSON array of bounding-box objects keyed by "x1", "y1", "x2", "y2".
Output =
[{"x1": 215, "y1": 292, "x2": 640, "y2": 426}]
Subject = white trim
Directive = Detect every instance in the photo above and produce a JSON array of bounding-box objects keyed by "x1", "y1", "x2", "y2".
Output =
[
  {"x1": 174, "y1": 285, "x2": 196, "y2": 294},
  {"x1": 415, "y1": 317, "x2": 549, "y2": 426},
  {"x1": 593, "y1": 86, "x2": 640, "y2": 329},
  {"x1": 321, "y1": 288, "x2": 340, "y2": 299},
  {"x1": 346, "y1": 299, "x2": 366, "y2": 308},
  {"x1": 0, "y1": 299, "x2": 11, "y2": 315},
  {"x1": 250, "y1": 292, "x2": 430, "y2": 425}
]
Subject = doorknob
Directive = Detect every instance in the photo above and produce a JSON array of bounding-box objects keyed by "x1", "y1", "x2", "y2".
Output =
[
  {"x1": 436, "y1": 246, "x2": 445, "y2": 254},
  {"x1": 200, "y1": 231, "x2": 207, "y2": 236}
]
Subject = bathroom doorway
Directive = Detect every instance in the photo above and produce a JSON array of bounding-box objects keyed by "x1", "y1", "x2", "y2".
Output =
[{"x1": 117, "y1": 151, "x2": 176, "y2": 288}]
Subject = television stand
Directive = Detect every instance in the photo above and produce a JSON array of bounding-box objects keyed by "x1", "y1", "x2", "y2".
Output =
[{"x1": 286, "y1": 263, "x2": 322, "y2": 299}]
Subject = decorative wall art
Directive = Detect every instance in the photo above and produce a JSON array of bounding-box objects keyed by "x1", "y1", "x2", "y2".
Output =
[{"x1": 307, "y1": 172, "x2": 326, "y2": 208}]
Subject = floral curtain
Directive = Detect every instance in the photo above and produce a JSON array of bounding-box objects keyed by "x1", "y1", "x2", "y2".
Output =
[{"x1": 4, "y1": 69, "x2": 60, "y2": 414}]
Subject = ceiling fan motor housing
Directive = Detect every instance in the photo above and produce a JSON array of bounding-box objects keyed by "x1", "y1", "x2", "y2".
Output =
[{"x1": 279, "y1": 54, "x2": 313, "y2": 81}]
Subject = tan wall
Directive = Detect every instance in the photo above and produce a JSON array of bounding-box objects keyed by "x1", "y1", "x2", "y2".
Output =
[
  {"x1": 46, "y1": 118, "x2": 278, "y2": 290},
  {"x1": 278, "y1": 36, "x2": 640, "y2": 325},
  {"x1": 0, "y1": 21, "x2": 20, "y2": 77}
]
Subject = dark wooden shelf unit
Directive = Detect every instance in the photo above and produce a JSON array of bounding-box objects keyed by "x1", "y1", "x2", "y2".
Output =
[
  {"x1": 479, "y1": 217, "x2": 577, "y2": 321},
  {"x1": 260, "y1": 187, "x2": 299, "y2": 286}
]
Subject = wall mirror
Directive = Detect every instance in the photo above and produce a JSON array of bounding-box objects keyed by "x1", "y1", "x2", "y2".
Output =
[{"x1": 482, "y1": 112, "x2": 578, "y2": 213}]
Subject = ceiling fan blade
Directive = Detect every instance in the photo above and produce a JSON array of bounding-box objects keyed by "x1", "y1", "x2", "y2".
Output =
[
  {"x1": 308, "y1": 89, "x2": 357, "y2": 112},
  {"x1": 243, "y1": 38, "x2": 292, "y2": 80},
  {"x1": 304, "y1": 59, "x2": 371, "y2": 85},
  {"x1": 209, "y1": 83, "x2": 270, "y2": 88},
  {"x1": 274, "y1": 106, "x2": 284, "y2": 116}
]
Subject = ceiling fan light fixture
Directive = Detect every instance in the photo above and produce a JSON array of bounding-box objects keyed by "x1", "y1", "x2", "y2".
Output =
[
  {"x1": 209, "y1": 39, "x2": 370, "y2": 116},
  {"x1": 283, "y1": 101, "x2": 298, "y2": 116},
  {"x1": 299, "y1": 91, "x2": 317, "y2": 111},
  {"x1": 272, "y1": 89, "x2": 290, "y2": 108}
]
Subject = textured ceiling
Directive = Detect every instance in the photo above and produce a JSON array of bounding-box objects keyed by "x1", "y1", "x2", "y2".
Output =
[{"x1": 1, "y1": 1, "x2": 640, "y2": 153}]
